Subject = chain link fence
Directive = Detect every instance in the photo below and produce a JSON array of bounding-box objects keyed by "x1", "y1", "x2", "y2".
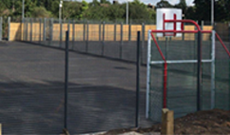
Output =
[{"x1": 215, "y1": 22, "x2": 230, "y2": 109}]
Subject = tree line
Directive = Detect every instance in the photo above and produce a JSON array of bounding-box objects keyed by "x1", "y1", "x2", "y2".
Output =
[{"x1": 0, "y1": 0, "x2": 229, "y2": 23}]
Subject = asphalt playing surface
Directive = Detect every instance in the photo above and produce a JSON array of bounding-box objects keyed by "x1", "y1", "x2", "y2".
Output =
[
  {"x1": 0, "y1": 39, "x2": 229, "y2": 134},
  {"x1": 0, "y1": 41, "x2": 152, "y2": 134}
]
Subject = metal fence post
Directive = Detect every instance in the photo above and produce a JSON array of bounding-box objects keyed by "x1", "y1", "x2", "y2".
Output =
[
  {"x1": 68, "y1": 19, "x2": 70, "y2": 32},
  {"x1": 83, "y1": 21, "x2": 85, "y2": 41},
  {"x1": 0, "y1": 17, "x2": 2, "y2": 41},
  {"x1": 141, "y1": 23, "x2": 145, "y2": 64},
  {"x1": 39, "y1": 18, "x2": 42, "y2": 44},
  {"x1": 197, "y1": 30, "x2": 202, "y2": 111},
  {"x1": 103, "y1": 21, "x2": 105, "y2": 42},
  {"x1": 67, "y1": 19, "x2": 71, "y2": 47},
  {"x1": 129, "y1": 22, "x2": 131, "y2": 41},
  {"x1": 211, "y1": 30, "x2": 216, "y2": 109},
  {"x1": 8, "y1": 17, "x2": 11, "y2": 41},
  {"x1": 50, "y1": 18, "x2": 53, "y2": 45},
  {"x1": 64, "y1": 30, "x2": 69, "y2": 130},
  {"x1": 99, "y1": 22, "x2": 101, "y2": 41},
  {"x1": 43, "y1": 18, "x2": 46, "y2": 42},
  {"x1": 60, "y1": 19, "x2": 63, "y2": 47},
  {"x1": 120, "y1": 22, "x2": 123, "y2": 59},
  {"x1": 24, "y1": 18, "x2": 26, "y2": 41},
  {"x1": 114, "y1": 22, "x2": 116, "y2": 41},
  {"x1": 86, "y1": 21, "x2": 89, "y2": 53},
  {"x1": 135, "y1": 31, "x2": 141, "y2": 127},
  {"x1": 102, "y1": 21, "x2": 105, "y2": 56},
  {"x1": 182, "y1": 21, "x2": 185, "y2": 40},
  {"x1": 201, "y1": 21, "x2": 204, "y2": 30},
  {"x1": 30, "y1": 18, "x2": 33, "y2": 42},
  {"x1": 72, "y1": 19, "x2": 75, "y2": 49},
  {"x1": 146, "y1": 30, "x2": 151, "y2": 118},
  {"x1": 22, "y1": 18, "x2": 25, "y2": 41},
  {"x1": 194, "y1": 20, "x2": 198, "y2": 46},
  {"x1": 26, "y1": 18, "x2": 28, "y2": 41}
]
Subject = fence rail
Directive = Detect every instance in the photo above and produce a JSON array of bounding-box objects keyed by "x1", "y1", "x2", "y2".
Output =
[{"x1": 6, "y1": 18, "x2": 214, "y2": 64}]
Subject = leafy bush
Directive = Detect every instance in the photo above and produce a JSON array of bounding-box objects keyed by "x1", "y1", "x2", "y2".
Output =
[{"x1": 31, "y1": 6, "x2": 53, "y2": 18}]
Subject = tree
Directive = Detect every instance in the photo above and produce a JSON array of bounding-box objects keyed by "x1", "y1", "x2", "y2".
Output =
[
  {"x1": 83, "y1": 5, "x2": 110, "y2": 21},
  {"x1": 24, "y1": 0, "x2": 37, "y2": 17},
  {"x1": 11, "y1": 0, "x2": 37, "y2": 18},
  {"x1": 174, "y1": 0, "x2": 187, "y2": 15},
  {"x1": 2, "y1": 0, "x2": 12, "y2": 9},
  {"x1": 108, "y1": 4, "x2": 125, "y2": 21},
  {"x1": 193, "y1": 0, "x2": 230, "y2": 22},
  {"x1": 148, "y1": 8, "x2": 156, "y2": 22},
  {"x1": 129, "y1": 1, "x2": 151, "y2": 21},
  {"x1": 0, "y1": 0, "x2": 159, "y2": 22},
  {"x1": 47, "y1": 0, "x2": 59, "y2": 18},
  {"x1": 62, "y1": 1, "x2": 84, "y2": 19},
  {"x1": 193, "y1": 0, "x2": 211, "y2": 21},
  {"x1": 89, "y1": 0, "x2": 100, "y2": 7},
  {"x1": 100, "y1": 0, "x2": 110, "y2": 4},
  {"x1": 80, "y1": 0, "x2": 89, "y2": 19},
  {"x1": 185, "y1": 6, "x2": 196, "y2": 20},
  {"x1": 215, "y1": 0, "x2": 230, "y2": 21},
  {"x1": 155, "y1": 0, "x2": 173, "y2": 9},
  {"x1": 0, "y1": 2, "x2": 9, "y2": 16},
  {"x1": 31, "y1": 7, "x2": 52, "y2": 18}
]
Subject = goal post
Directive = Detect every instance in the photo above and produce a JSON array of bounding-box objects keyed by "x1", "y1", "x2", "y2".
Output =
[
  {"x1": 146, "y1": 19, "x2": 230, "y2": 121},
  {"x1": 146, "y1": 19, "x2": 214, "y2": 121}
]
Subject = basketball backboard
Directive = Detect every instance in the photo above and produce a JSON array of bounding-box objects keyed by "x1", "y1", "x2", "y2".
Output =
[{"x1": 156, "y1": 8, "x2": 182, "y2": 37}]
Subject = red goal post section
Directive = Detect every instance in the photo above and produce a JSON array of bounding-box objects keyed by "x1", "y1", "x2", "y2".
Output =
[{"x1": 147, "y1": 19, "x2": 230, "y2": 114}]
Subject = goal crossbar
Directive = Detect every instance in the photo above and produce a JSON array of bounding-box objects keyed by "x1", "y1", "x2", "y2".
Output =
[{"x1": 150, "y1": 59, "x2": 213, "y2": 64}]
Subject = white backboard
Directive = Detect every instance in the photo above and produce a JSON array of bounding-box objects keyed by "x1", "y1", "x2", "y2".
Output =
[{"x1": 156, "y1": 8, "x2": 182, "y2": 37}]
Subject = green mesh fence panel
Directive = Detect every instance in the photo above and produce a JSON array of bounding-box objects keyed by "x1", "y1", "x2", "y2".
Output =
[
  {"x1": 202, "y1": 62, "x2": 212, "y2": 110},
  {"x1": 148, "y1": 32, "x2": 215, "y2": 122},
  {"x1": 215, "y1": 41, "x2": 230, "y2": 110},
  {"x1": 167, "y1": 63, "x2": 198, "y2": 118},
  {"x1": 149, "y1": 65, "x2": 163, "y2": 122},
  {"x1": 214, "y1": 23, "x2": 230, "y2": 110}
]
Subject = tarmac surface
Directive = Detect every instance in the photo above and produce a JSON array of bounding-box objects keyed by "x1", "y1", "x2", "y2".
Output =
[
  {"x1": 0, "y1": 40, "x2": 229, "y2": 134},
  {"x1": 0, "y1": 41, "x2": 153, "y2": 134}
]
